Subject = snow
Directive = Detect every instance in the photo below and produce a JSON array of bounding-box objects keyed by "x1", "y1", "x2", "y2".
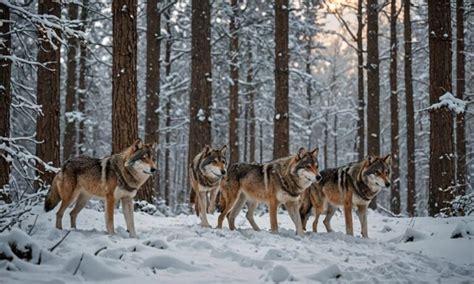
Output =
[
  {"x1": 427, "y1": 92, "x2": 467, "y2": 114},
  {"x1": 0, "y1": 206, "x2": 473, "y2": 283}
]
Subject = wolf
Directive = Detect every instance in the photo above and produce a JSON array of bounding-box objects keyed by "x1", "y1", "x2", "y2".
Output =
[
  {"x1": 217, "y1": 147, "x2": 321, "y2": 237},
  {"x1": 299, "y1": 155, "x2": 392, "y2": 238},
  {"x1": 44, "y1": 139, "x2": 157, "y2": 238},
  {"x1": 189, "y1": 145, "x2": 227, "y2": 227}
]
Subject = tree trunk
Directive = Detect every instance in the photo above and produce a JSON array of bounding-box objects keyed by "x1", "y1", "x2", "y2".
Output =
[
  {"x1": 333, "y1": 114, "x2": 338, "y2": 167},
  {"x1": 112, "y1": 0, "x2": 138, "y2": 152},
  {"x1": 228, "y1": 0, "x2": 240, "y2": 165},
  {"x1": 366, "y1": 0, "x2": 380, "y2": 209},
  {"x1": 0, "y1": 3, "x2": 11, "y2": 197},
  {"x1": 78, "y1": 0, "x2": 88, "y2": 155},
  {"x1": 247, "y1": 48, "x2": 256, "y2": 163},
  {"x1": 164, "y1": 10, "x2": 172, "y2": 206},
  {"x1": 455, "y1": 0, "x2": 466, "y2": 198},
  {"x1": 389, "y1": 0, "x2": 400, "y2": 214},
  {"x1": 273, "y1": 0, "x2": 290, "y2": 159},
  {"x1": 324, "y1": 111, "x2": 328, "y2": 168},
  {"x1": 36, "y1": 0, "x2": 61, "y2": 189},
  {"x1": 63, "y1": 2, "x2": 79, "y2": 162},
  {"x1": 141, "y1": 0, "x2": 161, "y2": 203},
  {"x1": 189, "y1": 0, "x2": 212, "y2": 203},
  {"x1": 428, "y1": 0, "x2": 455, "y2": 216},
  {"x1": 356, "y1": 0, "x2": 365, "y2": 161},
  {"x1": 404, "y1": 0, "x2": 416, "y2": 216}
]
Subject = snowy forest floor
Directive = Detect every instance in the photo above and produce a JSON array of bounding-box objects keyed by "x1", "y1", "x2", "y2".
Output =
[{"x1": 1, "y1": 205, "x2": 473, "y2": 283}]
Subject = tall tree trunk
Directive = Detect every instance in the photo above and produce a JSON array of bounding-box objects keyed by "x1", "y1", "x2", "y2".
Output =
[
  {"x1": 36, "y1": 0, "x2": 61, "y2": 189},
  {"x1": 78, "y1": 0, "x2": 88, "y2": 155},
  {"x1": 228, "y1": 0, "x2": 240, "y2": 165},
  {"x1": 404, "y1": 0, "x2": 416, "y2": 216},
  {"x1": 333, "y1": 114, "x2": 338, "y2": 167},
  {"x1": 356, "y1": 0, "x2": 365, "y2": 161},
  {"x1": 164, "y1": 10, "x2": 172, "y2": 206},
  {"x1": 63, "y1": 2, "x2": 79, "y2": 162},
  {"x1": 243, "y1": 105, "x2": 248, "y2": 162},
  {"x1": 455, "y1": 0, "x2": 466, "y2": 198},
  {"x1": 247, "y1": 48, "x2": 256, "y2": 163},
  {"x1": 112, "y1": 0, "x2": 138, "y2": 153},
  {"x1": 428, "y1": 0, "x2": 455, "y2": 216},
  {"x1": 141, "y1": 0, "x2": 161, "y2": 203},
  {"x1": 189, "y1": 0, "x2": 212, "y2": 203},
  {"x1": 259, "y1": 122, "x2": 263, "y2": 163},
  {"x1": 306, "y1": 38, "x2": 313, "y2": 150},
  {"x1": 0, "y1": 3, "x2": 11, "y2": 199},
  {"x1": 366, "y1": 0, "x2": 380, "y2": 209},
  {"x1": 389, "y1": 0, "x2": 401, "y2": 214},
  {"x1": 273, "y1": 0, "x2": 290, "y2": 159},
  {"x1": 324, "y1": 111, "x2": 328, "y2": 168}
]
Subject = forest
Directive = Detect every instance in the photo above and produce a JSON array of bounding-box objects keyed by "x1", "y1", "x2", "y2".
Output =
[{"x1": 0, "y1": 0, "x2": 472, "y2": 217}]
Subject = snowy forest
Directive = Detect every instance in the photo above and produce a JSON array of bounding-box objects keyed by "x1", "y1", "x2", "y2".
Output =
[{"x1": 0, "y1": 0, "x2": 473, "y2": 282}]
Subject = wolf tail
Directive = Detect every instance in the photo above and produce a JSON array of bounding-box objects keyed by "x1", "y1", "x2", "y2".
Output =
[{"x1": 44, "y1": 175, "x2": 61, "y2": 212}]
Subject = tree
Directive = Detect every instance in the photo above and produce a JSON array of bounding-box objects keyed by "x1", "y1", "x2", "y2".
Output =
[
  {"x1": 0, "y1": 3, "x2": 11, "y2": 196},
  {"x1": 404, "y1": 0, "x2": 416, "y2": 216},
  {"x1": 63, "y1": 2, "x2": 79, "y2": 162},
  {"x1": 366, "y1": 0, "x2": 380, "y2": 209},
  {"x1": 428, "y1": 0, "x2": 455, "y2": 216},
  {"x1": 78, "y1": 1, "x2": 89, "y2": 154},
  {"x1": 112, "y1": 0, "x2": 138, "y2": 157},
  {"x1": 189, "y1": 0, "x2": 212, "y2": 202},
  {"x1": 36, "y1": 0, "x2": 61, "y2": 188},
  {"x1": 228, "y1": 0, "x2": 240, "y2": 165},
  {"x1": 163, "y1": 9, "x2": 173, "y2": 206},
  {"x1": 247, "y1": 48, "x2": 256, "y2": 163},
  {"x1": 455, "y1": 0, "x2": 466, "y2": 197},
  {"x1": 142, "y1": 0, "x2": 161, "y2": 203},
  {"x1": 389, "y1": 0, "x2": 400, "y2": 214},
  {"x1": 356, "y1": 0, "x2": 365, "y2": 161},
  {"x1": 273, "y1": 0, "x2": 290, "y2": 159}
]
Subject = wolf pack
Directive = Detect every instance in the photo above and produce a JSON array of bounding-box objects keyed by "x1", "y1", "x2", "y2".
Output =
[{"x1": 45, "y1": 139, "x2": 392, "y2": 239}]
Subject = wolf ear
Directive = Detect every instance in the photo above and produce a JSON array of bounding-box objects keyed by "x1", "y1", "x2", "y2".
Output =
[
  {"x1": 383, "y1": 154, "x2": 392, "y2": 165},
  {"x1": 220, "y1": 145, "x2": 227, "y2": 155},
  {"x1": 152, "y1": 142, "x2": 158, "y2": 152},
  {"x1": 309, "y1": 147, "x2": 319, "y2": 158},
  {"x1": 132, "y1": 138, "x2": 143, "y2": 152},
  {"x1": 366, "y1": 155, "x2": 375, "y2": 165},
  {"x1": 296, "y1": 147, "x2": 306, "y2": 160},
  {"x1": 202, "y1": 144, "x2": 211, "y2": 155}
]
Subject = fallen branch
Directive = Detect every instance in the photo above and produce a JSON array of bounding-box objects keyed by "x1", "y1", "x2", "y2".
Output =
[
  {"x1": 94, "y1": 246, "x2": 107, "y2": 256},
  {"x1": 73, "y1": 253, "x2": 84, "y2": 276},
  {"x1": 49, "y1": 231, "x2": 71, "y2": 252}
]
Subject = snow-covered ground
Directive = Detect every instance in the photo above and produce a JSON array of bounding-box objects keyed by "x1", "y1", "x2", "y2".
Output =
[{"x1": 1, "y1": 205, "x2": 473, "y2": 283}]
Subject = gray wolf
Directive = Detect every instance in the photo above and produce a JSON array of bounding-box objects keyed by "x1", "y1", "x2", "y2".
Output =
[
  {"x1": 44, "y1": 139, "x2": 157, "y2": 238},
  {"x1": 299, "y1": 155, "x2": 392, "y2": 238}
]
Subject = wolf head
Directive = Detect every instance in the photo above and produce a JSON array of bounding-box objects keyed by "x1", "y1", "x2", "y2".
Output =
[
  {"x1": 125, "y1": 139, "x2": 158, "y2": 175},
  {"x1": 199, "y1": 145, "x2": 227, "y2": 179},
  {"x1": 361, "y1": 154, "x2": 392, "y2": 193},
  {"x1": 291, "y1": 147, "x2": 321, "y2": 188}
]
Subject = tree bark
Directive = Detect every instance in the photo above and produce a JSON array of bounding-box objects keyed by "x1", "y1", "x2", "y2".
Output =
[
  {"x1": 247, "y1": 48, "x2": 256, "y2": 163},
  {"x1": 164, "y1": 10, "x2": 172, "y2": 206},
  {"x1": 189, "y1": 0, "x2": 212, "y2": 203},
  {"x1": 77, "y1": 0, "x2": 88, "y2": 155},
  {"x1": 404, "y1": 0, "x2": 416, "y2": 216},
  {"x1": 389, "y1": 0, "x2": 400, "y2": 214},
  {"x1": 356, "y1": 0, "x2": 365, "y2": 161},
  {"x1": 0, "y1": 3, "x2": 11, "y2": 196},
  {"x1": 63, "y1": 2, "x2": 79, "y2": 162},
  {"x1": 366, "y1": 0, "x2": 380, "y2": 209},
  {"x1": 228, "y1": 0, "x2": 240, "y2": 165},
  {"x1": 112, "y1": 0, "x2": 138, "y2": 152},
  {"x1": 455, "y1": 0, "x2": 466, "y2": 197},
  {"x1": 428, "y1": 0, "x2": 455, "y2": 216},
  {"x1": 36, "y1": 0, "x2": 61, "y2": 189},
  {"x1": 273, "y1": 0, "x2": 290, "y2": 159},
  {"x1": 141, "y1": 0, "x2": 161, "y2": 203}
]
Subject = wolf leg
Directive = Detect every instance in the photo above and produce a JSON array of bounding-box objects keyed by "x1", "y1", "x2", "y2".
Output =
[
  {"x1": 122, "y1": 197, "x2": 137, "y2": 238},
  {"x1": 269, "y1": 199, "x2": 279, "y2": 234},
  {"x1": 343, "y1": 202, "x2": 354, "y2": 236},
  {"x1": 357, "y1": 204, "x2": 368, "y2": 238},
  {"x1": 286, "y1": 201, "x2": 304, "y2": 237},
  {"x1": 105, "y1": 195, "x2": 116, "y2": 235},
  {"x1": 208, "y1": 187, "x2": 219, "y2": 214},
  {"x1": 217, "y1": 196, "x2": 230, "y2": 229},
  {"x1": 323, "y1": 205, "x2": 335, "y2": 232},
  {"x1": 312, "y1": 207, "x2": 321, "y2": 233},
  {"x1": 246, "y1": 201, "x2": 260, "y2": 231},
  {"x1": 228, "y1": 192, "x2": 246, "y2": 230},
  {"x1": 55, "y1": 179, "x2": 76, "y2": 230},
  {"x1": 70, "y1": 193, "x2": 90, "y2": 229},
  {"x1": 197, "y1": 191, "x2": 211, "y2": 227}
]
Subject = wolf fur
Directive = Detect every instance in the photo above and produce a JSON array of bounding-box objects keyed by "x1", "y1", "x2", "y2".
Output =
[
  {"x1": 217, "y1": 147, "x2": 321, "y2": 237},
  {"x1": 189, "y1": 145, "x2": 227, "y2": 227},
  {"x1": 44, "y1": 139, "x2": 157, "y2": 238},
  {"x1": 299, "y1": 155, "x2": 392, "y2": 238}
]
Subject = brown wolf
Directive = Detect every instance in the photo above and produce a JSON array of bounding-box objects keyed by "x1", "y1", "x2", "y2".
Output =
[
  {"x1": 189, "y1": 145, "x2": 227, "y2": 227},
  {"x1": 44, "y1": 139, "x2": 157, "y2": 238},
  {"x1": 217, "y1": 147, "x2": 321, "y2": 237},
  {"x1": 299, "y1": 155, "x2": 392, "y2": 238}
]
